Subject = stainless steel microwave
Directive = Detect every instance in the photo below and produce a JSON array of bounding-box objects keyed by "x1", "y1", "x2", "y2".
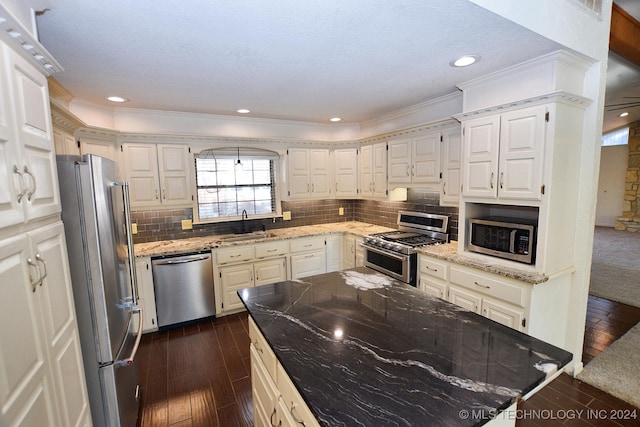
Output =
[{"x1": 467, "y1": 217, "x2": 537, "y2": 264}]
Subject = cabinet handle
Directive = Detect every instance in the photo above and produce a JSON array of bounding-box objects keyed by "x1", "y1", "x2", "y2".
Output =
[
  {"x1": 267, "y1": 249, "x2": 277, "y2": 252},
  {"x1": 304, "y1": 254, "x2": 314, "y2": 258},
  {"x1": 442, "y1": 182, "x2": 446, "y2": 195},
  {"x1": 499, "y1": 172, "x2": 504, "y2": 189},
  {"x1": 162, "y1": 187, "x2": 166, "y2": 199},
  {"x1": 27, "y1": 257, "x2": 41, "y2": 291},
  {"x1": 307, "y1": 183, "x2": 310, "y2": 193},
  {"x1": 253, "y1": 340, "x2": 263, "y2": 353},
  {"x1": 411, "y1": 164, "x2": 415, "y2": 177},
  {"x1": 406, "y1": 164, "x2": 410, "y2": 177},
  {"x1": 290, "y1": 401, "x2": 306, "y2": 426},
  {"x1": 474, "y1": 281, "x2": 490, "y2": 289},
  {"x1": 13, "y1": 165, "x2": 27, "y2": 202},
  {"x1": 425, "y1": 265, "x2": 437, "y2": 272},
  {"x1": 490, "y1": 172, "x2": 494, "y2": 189},
  {"x1": 335, "y1": 182, "x2": 338, "y2": 192},
  {"x1": 23, "y1": 166, "x2": 36, "y2": 201},
  {"x1": 270, "y1": 407, "x2": 277, "y2": 427},
  {"x1": 154, "y1": 189, "x2": 159, "y2": 200},
  {"x1": 35, "y1": 253, "x2": 48, "y2": 286},
  {"x1": 312, "y1": 183, "x2": 315, "y2": 192}
]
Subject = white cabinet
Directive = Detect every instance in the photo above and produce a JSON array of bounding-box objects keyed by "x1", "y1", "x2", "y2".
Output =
[
  {"x1": 249, "y1": 318, "x2": 320, "y2": 427},
  {"x1": 0, "y1": 222, "x2": 91, "y2": 427},
  {"x1": 214, "y1": 240, "x2": 288, "y2": 315},
  {"x1": 343, "y1": 234, "x2": 357, "y2": 270},
  {"x1": 461, "y1": 106, "x2": 546, "y2": 202},
  {"x1": 333, "y1": 148, "x2": 359, "y2": 198},
  {"x1": 359, "y1": 142, "x2": 387, "y2": 199},
  {"x1": 289, "y1": 236, "x2": 326, "y2": 279},
  {"x1": 287, "y1": 148, "x2": 331, "y2": 199},
  {"x1": 325, "y1": 234, "x2": 343, "y2": 272},
  {"x1": 0, "y1": 45, "x2": 60, "y2": 231},
  {"x1": 440, "y1": 127, "x2": 462, "y2": 206},
  {"x1": 355, "y1": 236, "x2": 365, "y2": 267},
  {"x1": 53, "y1": 125, "x2": 79, "y2": 156},
  {"x1": 121, "y1": 143, "x2": 193, "y2": 209},
  {"x1": 134, "y1": 257, "x2": 159, "y2": 333},
  {"x1": 418, "y1": 256, "x2": 448, "y2": 299},
  {"x1": 388, "y1": 132, "x2": 440, "y2": 185}
]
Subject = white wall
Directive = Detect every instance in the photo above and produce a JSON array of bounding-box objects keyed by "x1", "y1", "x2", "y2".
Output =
[{"x1": 595, "y1": 144, "x2": 627, "y2": 226}]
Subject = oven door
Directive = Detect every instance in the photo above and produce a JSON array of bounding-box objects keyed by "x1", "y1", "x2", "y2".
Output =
[{"x1": 363, "y1": 245, "x2": 414, "y2": 285}]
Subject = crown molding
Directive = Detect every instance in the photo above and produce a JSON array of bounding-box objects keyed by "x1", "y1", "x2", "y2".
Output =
[{"x1": 359, "y1": 118, "x2": 460, "y2": 145}]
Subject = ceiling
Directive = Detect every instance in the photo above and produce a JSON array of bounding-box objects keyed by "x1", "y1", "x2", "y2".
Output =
[
  {"x1": 35, "y1": 0, "x2": 570, "y2": 125},
  {"x1": 35, "y1": 1, "x2": 640, "y2": 131}
]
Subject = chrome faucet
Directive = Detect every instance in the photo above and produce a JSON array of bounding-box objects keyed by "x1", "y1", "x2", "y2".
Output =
[{"x1": 241, "y1": 209, "x2": 248, "y2": 233}]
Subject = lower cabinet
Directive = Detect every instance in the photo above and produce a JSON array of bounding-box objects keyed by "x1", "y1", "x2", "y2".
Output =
[
  {"x1": 289, "y1": 236, "x2": 326, "y2": 280},
  {"x1": 249, "y1": 318, "x2": 320, "y2": 427},
  {"x1": 135, "y1": 257, "x2": 159, "y2": 333},
  {"x1": 215, "y1": 240, "x2": 288, "y2": 315},
  {"x1": 343, "y1": 234, "x2": 356, "y2": 269},
  {"x1": 325, "y1": 234, "x2": 343, "y2": 272},
  {"x1": 0, "y1": 222, "x2": 91, "y2": 427}
]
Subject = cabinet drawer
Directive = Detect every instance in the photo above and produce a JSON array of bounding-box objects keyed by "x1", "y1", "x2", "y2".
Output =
[
  {"x1": 289, "y1": 237, "x2": 325, "y2": 253},
  {"x1": 277, "y1": 363, "x2": 320, "y2": 427},
  {"x1": 419, "y1": 256, "x2": 448, "y2": 281},
  {"x1": 250, "y1": 345, "x2": 279, "y2": 421},
  {"x1": 449, "y1": 267, "x2": 526, "y2": 307},
  {"x1": 249, "y1": 317, "x2": 277, "y2": 379},
  {"x1": 255, "y1": 240, "x2": 288, "y2": 259},
  {"x1": 216, "y1": 246, "x2": 254, "y2": 264}
]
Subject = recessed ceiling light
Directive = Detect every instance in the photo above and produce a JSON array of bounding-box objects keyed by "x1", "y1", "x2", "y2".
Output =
[
  {"x1": 451, "y1": 55, "x2": 480, "y2": 67},
  {"x1": 237, "y1": 109, "x2": 250, "y2": 114},
  {"x1": 330, "y1": 117, "x2": 342, "y2": 122},
  {"x1": 107, "y1": 96, "x2": 128, "y2": 103},
  {"x1": 619, "y1": 112, "x2": 629, "y2": 117}
]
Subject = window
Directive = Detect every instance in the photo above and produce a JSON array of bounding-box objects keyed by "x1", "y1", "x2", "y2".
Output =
[
  {"x1": 194, "y1": 148, "x2": 280, "y2": 223},
  {"x1": 601, "y1": 127, "x2": 629, "y2": 146}
]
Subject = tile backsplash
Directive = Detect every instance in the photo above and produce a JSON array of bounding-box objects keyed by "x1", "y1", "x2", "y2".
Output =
[{"x1": 131, "y1": 189, "x2": 458, "y2": 244}]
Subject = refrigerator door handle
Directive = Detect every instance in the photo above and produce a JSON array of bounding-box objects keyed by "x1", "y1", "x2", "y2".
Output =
[
  {"x1": 113, "y1": 181, "x2": 139, "y2": 307},
  {"x1": 116, "y1": 308, "x2": 143, "y2": 367}
]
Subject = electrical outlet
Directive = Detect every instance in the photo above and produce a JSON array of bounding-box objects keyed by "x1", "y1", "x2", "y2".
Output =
[
  {"x1": 339, "y1": 207, "x2": 344, "y2": 216},
  {"x1": 131, "y1": 223, "x2": 138, "y2": 234},
  {"x1": 283, "y1": 211, "x2": 292, "y2": 221},
  {"x1": 181, "y1": 219, "x2": 193, "y2": 230}
]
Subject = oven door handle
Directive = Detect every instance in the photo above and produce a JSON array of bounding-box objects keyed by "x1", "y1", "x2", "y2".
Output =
[{"x1": 362, "y1": 244, "x2": 409, "y2": 262}]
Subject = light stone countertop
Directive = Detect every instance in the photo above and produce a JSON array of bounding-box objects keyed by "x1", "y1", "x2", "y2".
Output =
[
  {"x1": 134, "y1": 221, "x2": 548, "y2": 284},
  {"x1": 134, "y1": 221, "x2": 394, "y2": 258},
  {"x1": 418, "y1": 242, "x2": 549, "y2": 284}
]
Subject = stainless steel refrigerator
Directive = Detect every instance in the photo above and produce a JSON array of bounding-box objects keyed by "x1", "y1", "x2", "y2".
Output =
[{"x1": 57, "y1": 154, "x2": 142, "y2": 427}]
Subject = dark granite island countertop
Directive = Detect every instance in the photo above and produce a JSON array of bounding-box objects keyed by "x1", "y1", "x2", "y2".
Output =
[{"x1": 238, "y1": 267, "x2": 572, "y2": 426}]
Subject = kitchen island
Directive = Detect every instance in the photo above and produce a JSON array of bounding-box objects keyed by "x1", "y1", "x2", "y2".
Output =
[{"x1": 239, "y1": 267, "x2": 572, "y2": 426}]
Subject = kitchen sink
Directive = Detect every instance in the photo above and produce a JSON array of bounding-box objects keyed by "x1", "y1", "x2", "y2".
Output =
[{"x1": 220, "y1": 231, "x2": 273, "y2": 242}]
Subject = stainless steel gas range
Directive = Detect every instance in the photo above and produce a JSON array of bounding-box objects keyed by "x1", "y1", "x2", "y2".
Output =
[{"x1": 363, "y1": 211, "x2": 449, "y2": 286}]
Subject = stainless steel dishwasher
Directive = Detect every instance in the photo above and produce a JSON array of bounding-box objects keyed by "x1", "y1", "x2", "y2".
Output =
[{"x1": 151, "y1": 251, "x2": 215, "y2": 328}]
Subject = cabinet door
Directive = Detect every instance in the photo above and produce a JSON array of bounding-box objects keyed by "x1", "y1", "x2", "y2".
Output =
[
  {"x1": 135, "y1": 258, "x2": 158, "y2": 333},
  {"x1": 448, "y1": 285, "x2": 482, "y2": 314},
  {"x1": 482, "y1": 298, "x2": 525, "y2": 332},
  {"x1": 372, "y1": 142, "x2": 387, "y2": 198},
  {"x1": 219, "y1": 264, "x2": 254, "y2": 312},
  {"x1": 250, "y1": 345, "x2": 279, "y2": 427},
  {"x1": 290, "y1": 251, "x2": 326, "y2": 280},
  {"x1": 287, "y1": 148, "x2": 310, "y2": 199},
  {"x1": 462, "y1": 116, "x2": 500, "y2": 199},
  {"x1": 254, "y1": 258, "x2": 287, "y2": 286},
  {"x1": 498, "y1": 106, "x2": 546, "y2": 201},
  {"x1": 333, "y1": 148, "x2": 358, "y2": 198},
  {"x1": 355, "y1": 237, "x2": 365, "y2": 267},
  {"x1": 309, "y1": 149, "x2": 331, "y2": 198},
  {"x1": 325, "y1": 235, "x2": 343, "y2": 272},
  {"x1": 441, "y1": 129, "x2": 461, "y2": 206},
  {"x1": 122, "y1": 144, "x2": 161, "y2": 208},
  {"x1": 420, "y1": 277, "x2": 447, "y2": 299},
  {"x1": 412, "y1": 133, "x2": 440, "y2": 183},
  {"x1": 9, "y1": 48, "x2": 60, "y2": 222},
  {"x1": 359, "y1": 144, "x2": 373, "y2": 196},
  {"x1": 343, "y1": 235, "x2": 356, "y2": 270},
  {"x1": 31, "y1": 223, "x2": 91, "y2": 427},
  {"x1": 157, "y1": 144, "x2": 193, "y2": 206},
  {"x1": 387, "y1": 138, "x2": 411, "y2": 184},
  {"x1": 80, "y1": 138, "x2": 117, "y2": 162},
  {"x1": 0, "y1": 234, "x2": 59, "y2": 426}
]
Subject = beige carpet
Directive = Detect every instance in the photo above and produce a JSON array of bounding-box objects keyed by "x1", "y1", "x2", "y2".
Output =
[
  {"x1": 578, "y1": 321, "x2": 640, "y2": 408},
  {"x1": 589, "y1": 227, "x2": 640, "y2": 308}
]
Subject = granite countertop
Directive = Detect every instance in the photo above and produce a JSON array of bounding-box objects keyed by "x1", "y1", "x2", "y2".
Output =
[
  {"x1": 134, "y1": 221, "x2": 393, "y2": 257},
  {"x1": 239, "y1": 267, "x2": 572, "y2": 427},
  {"x1": 419, "y1": 242, "x2": 549, "y2": 284}
]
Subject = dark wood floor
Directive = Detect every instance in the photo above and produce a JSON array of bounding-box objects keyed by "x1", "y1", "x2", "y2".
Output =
[{"x1": 136, "y1": 295, "x2": 640, "y2": 427}]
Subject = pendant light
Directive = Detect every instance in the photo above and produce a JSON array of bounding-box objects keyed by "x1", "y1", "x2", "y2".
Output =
[{"x1": 235, "y1": 147, "x2": 243, "y2": 170}]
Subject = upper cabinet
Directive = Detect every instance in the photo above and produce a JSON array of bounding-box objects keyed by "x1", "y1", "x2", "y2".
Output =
[
  {"x1": 461, "y1": 105, "x2": 546, "y2": 203},
  {"x1": 360, "y1": 142, "x2": 387, "y2": 199},
  {"x1": 440, "y1": 127, "x2": 461, "y2": 207},
  {"x1": 121, "y1": 143, "x2": 193, "y2": 209},
  {"x1": 333, "y1": 148, "x2": 359, "y2": 198},
  {"x1": 388, "y1": 131, "x2": 440, "y2": 186},
  {"x1": 287, "y1": 148, "x2": 331, "y2": 199},
  {"x1": 0, "y1": 44, "x2": 60, "y2": 230}
]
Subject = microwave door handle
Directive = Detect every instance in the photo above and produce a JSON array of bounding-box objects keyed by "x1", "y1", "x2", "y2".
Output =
[{"x1": 509, "y1": 229, "x2": 518, "y2": 254}]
